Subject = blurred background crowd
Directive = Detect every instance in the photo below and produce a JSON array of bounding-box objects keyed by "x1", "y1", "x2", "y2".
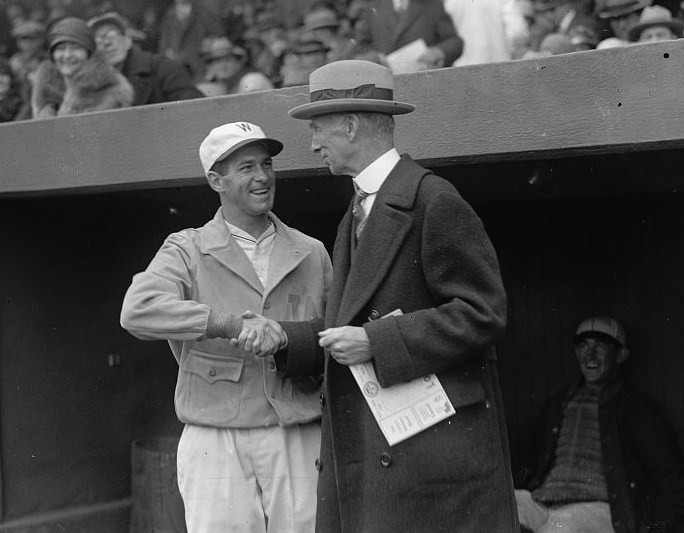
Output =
[{"x1": 1, "y1": 0, "x2": 683, "y2": 122}]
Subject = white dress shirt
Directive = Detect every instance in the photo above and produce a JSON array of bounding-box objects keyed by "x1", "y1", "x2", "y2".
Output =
[{"x1": 352, "y1": 148, "x2": 401, "y2": 216}]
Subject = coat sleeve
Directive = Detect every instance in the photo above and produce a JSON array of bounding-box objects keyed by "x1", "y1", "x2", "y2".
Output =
[
  {"x1": 365, "y1": 183, "x2": 507, "y2": 387},
  {"x1": 120, "y1": 232, "x2": 215, "y2": 341},
  {"x1": 432, "y1": 1, "x2": 464, "y2": 65},
  {"x1": 276, "y1": 242, "x2": 332, "y2": 377},
  {"x1": 156, "y1": 56, "x2": 205, "y2": 102}
]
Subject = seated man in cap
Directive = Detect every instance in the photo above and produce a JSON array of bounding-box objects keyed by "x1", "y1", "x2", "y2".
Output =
[
  {"x1": 516, "y1": 317, "x2": 684, "y2": 533},
  {"x1": 88, "y1": 11, "x2": 204, "y2": 106},
  {"x1": 120, "y1": 121, "x2": 332, "y2": 533}
]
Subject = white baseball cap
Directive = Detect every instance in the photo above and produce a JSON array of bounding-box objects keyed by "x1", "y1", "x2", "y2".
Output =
[
  {"x1": 199, "y1": 122, "x2": 283, "y2": 176},
  {"x1": 574, "y1": 316, "x2": 626, "y2": 347}
]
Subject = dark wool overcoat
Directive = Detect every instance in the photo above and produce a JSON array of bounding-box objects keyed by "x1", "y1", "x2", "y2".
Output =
[
  {"x1": 120, "y1": 46, "x2": 204, "y2": 106},
  {"x1": 358, "y1": 0, "x2": 464, "y2": 65},
  {"x1": 282, "y1": 155, "x2": 519, "y2": 533}
]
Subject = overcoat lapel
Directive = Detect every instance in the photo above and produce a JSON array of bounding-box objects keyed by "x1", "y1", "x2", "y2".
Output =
[
  {"x1": 331, "y1": 157, "x2": 428, "y2": 326},
  {"x1": 199, "y1": 209, "x2": 263, "y2": 294},
  {"x1": 326, "y1": 207, "x2": 354, "y2": 327}
]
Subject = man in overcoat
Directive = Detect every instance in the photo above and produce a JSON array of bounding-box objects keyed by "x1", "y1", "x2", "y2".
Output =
[
  {"x1": 238, "y1": 60, "x2": 519, "y2": 533},
  {"x1": 88, "y1": 12, "x2": 204, "y2": 106},
  {"x1": 356, "y1": 0, "x2": 464, "y2": 69}
]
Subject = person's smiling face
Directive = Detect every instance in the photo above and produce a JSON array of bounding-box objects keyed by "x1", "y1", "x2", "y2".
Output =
[
  {"x1": 211, "y1": 142, "x2": 276, "y2": 224},
  {"x1": 574, "y1": 334, "x2": 622, "y2": 384},
  {"x1": 52, "y1": 41, "x2": 89, "y2": 78}
]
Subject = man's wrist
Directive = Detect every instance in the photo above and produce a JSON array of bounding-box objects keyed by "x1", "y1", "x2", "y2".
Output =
[{"x1": 206, "y1": 309, "x2": 243, "y2": 339}]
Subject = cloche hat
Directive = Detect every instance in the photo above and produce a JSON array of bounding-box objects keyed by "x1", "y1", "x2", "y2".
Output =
[{"x1": 48, "y1": 17, "x2": 96, "y2": 54}]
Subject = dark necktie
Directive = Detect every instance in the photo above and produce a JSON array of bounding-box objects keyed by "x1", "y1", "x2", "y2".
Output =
[{"x1": 352, "y1": 186, "x2": 369, "y2": 239}]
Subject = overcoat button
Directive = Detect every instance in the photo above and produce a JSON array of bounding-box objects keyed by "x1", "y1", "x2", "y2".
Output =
[
  {"x1": 208, "y1": 368, "x2": 216, "y2": 377},
  {"x1": 368, "y1": 309, "x2": 381, "y2": 320},
  {"x1": 319, "y1": 392, "x2": 326, "y2": 406},
  {"x1": 269, "y1": 362, "x2": 276, "y2": 370},
  {"x1": 380, "y1": 452, "x2": 392, "y2": 467},
  {"x1": 551, "y1": 427, "x2": 559, "y2": 434},
  {"x1": 315, "y1": 458, "x2": 322, "y2": 471}
]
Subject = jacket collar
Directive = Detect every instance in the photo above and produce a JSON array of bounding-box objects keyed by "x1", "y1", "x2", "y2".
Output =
[{"x1": 199, "y1": 208, "x2": 312, "y2": 296}]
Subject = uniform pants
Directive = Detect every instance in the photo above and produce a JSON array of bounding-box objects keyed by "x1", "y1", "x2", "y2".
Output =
[
  {"x1": 515, "y1": 489, "x2": 616, "y2": 533},
  {"x1": 177, "y1": 423, "x2": 320, "y2": 533}
]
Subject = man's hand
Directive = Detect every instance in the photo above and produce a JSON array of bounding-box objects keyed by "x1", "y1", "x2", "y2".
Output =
[
  {"x1": 417, "y1": 47, "x2": 445, "y2": 69},
  {"x1": 230, "y1": 311, "x2": 287, "y2": 357},
  {"x1": 318, "y1": 326, "x2": 371, "y2": 366}
]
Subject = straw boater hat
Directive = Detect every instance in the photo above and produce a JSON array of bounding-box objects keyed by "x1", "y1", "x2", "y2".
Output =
[
  {"x1": 627, "y1": 5, "x2": 683, "y2": 40},
  {"x1": 288, "y1": 60, "x2": 415, "y2": 119}
]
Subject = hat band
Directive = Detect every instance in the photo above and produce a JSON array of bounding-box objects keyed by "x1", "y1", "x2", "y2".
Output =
[{"x1": 311, "y1": 84, "x2": 393, "y2": 103}]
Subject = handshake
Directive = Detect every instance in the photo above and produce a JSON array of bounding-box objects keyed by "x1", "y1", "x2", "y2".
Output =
[
  {"x1": 230, "y1": 311, "x2": 288, "y2": 358},
  {"x1": 225, "y1": 311, "x2": 372, "y2": 366}
]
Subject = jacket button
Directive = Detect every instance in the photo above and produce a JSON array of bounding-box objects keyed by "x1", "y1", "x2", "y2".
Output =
[
  {"x1": 368, "y1": 309, "x2": 381, "y2": 321},
  {"x1": 630, "y1": 482, "x2": 636, "y2": 489},
  {"x1": 380, "y1": 452, "x2": 392, "y2": 467},
  {"x1": 269, "y1": 362, "x2": 276, "y2": 370},
  {"x1": 315, "y1": 458, "x2": 322, "y2": 471},
  {"x1": 264, "y1": 303, "x2": 271, "y2": 310},
  {"x1": 319, "y1": 392, "x2": 326, "y2": 407},
  {"x1": 551, "y1": 427, "x2": 559, "y2": 434},
  {"x1": 208, "y1": 368, "x2": 216, "y2": 377}
]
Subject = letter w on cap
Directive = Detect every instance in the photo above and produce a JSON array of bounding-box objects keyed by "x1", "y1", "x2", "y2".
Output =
[{"x1": 236, "y1": 122, "x2": 252, "y2": 132}]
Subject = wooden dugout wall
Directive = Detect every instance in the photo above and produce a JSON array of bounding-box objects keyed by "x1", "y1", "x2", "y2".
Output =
[{"x1": 0, "y1": 40, "x2": 683, "y2": 530}]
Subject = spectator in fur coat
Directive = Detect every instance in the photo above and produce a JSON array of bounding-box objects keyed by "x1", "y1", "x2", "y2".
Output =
[{"x1": 31, "y1": 17, "x2": 134, "y2": 119}]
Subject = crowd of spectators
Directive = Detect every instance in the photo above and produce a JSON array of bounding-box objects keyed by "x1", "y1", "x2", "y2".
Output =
[{"x1": 1, "y1": 0, "x2": 683, "y2": 122}]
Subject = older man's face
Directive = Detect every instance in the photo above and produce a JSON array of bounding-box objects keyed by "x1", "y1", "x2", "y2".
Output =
[
  {"x1": 309, "y1": 114, "x2": 355, "y2": 176},
  {"x1": 94, "y1": 24, "x2": 132, "y2": 67}
]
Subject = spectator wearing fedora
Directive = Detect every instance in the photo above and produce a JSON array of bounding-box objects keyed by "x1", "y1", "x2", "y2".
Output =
[
  {"x1": 88, "y1": 12, "x2": 204, "y2": 106},
  {"x1": 157, "y1": 0, "x2": 222, "y2": 82},
  {"x1": 515, "y1": 317, "x2": 684, "y2": 533},
  {"x1": 280, "y1": 36, "x2": 330, "y2": 87},
  {"x1": 235, "y1": 59, "x2": 517, "y2": 532},
  {"x1": 627, "y1": 4, "x2": 683, "y2": 40},
  {"x1": 31, "y1": 16, "x2": 134, "y2": 118},
  {"x1": 198, "y1": 36, "x2": 273, "y2": 95},
  {"x1": 0, "y1": 57, "x2": 23, "y2": 122},
  {"x1": 595, "y1": 0, "x2": 652, "y2": 40},
  {"x1": 527, "y1": 0, "x2": 600, "y2": 52},
  {"x1": 121, "y1": 121, "x2": 332, "y2": 533},
  {"x1": 355, "y1": 0, "x2": 464, "y2": 69},
  {"x1": 301, "y1": 7, "x2": 357, "y2": 62},
  {"x1": 8, "y1": 19, "x2": 47, "y2": 120},
  {"x1": 9, "y1": 20, "x2": 47, "y2": 87}
]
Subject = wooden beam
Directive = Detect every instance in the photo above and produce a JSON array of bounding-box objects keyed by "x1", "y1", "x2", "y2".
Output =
[{"x1": 1, "y1": 40, "x2": 684, "y2": 196}]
